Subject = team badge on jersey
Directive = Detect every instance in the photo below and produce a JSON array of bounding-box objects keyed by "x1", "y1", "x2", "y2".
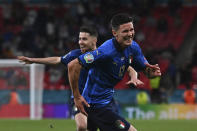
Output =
[
  {"x1": 115, "y1": 120, "x2": 125, "y2": 129},
  {"x1": 84, "y1": 53, "x2": 94, "y2": 63},
  {"x1": 129, "y1": 55, "x2": 133, "y2": 64}
]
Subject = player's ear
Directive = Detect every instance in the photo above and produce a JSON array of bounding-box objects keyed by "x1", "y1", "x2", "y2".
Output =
[
  {"x1": 112, "y1": 29, "x2": 117, "y2": 37},
  {"x1": 92, "y1": 37, "x2": 97, "y2": 44},
  {"x1": 94, "y1": 37, "x2": 97, "y2": 43}
]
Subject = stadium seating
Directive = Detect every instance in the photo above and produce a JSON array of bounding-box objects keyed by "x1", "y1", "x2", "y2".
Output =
[
  {"x1": 0, "y1": 3, "x2": 196, "y2": 108},
  {"x1": 43, "y1": 90, "x2": 71, "y2": 104},
  {"x1": 136, "y1": 6, "x2": 197, "y2": 51},
  {"x1": 114, "y1": 89, "x2": 139, "y2": 105},
  {"x1": 0, "y1": 90, "x2": 11, "y2": 104},
  {"x1": 168, "y1": 89, "x2": 185, "y2": 103},
  {"x1": 16, "y1": 89, "x2": 71, "y2": 104},
  {"x1": 0, "y1": 79, "x2": 7, "y2": 89},
  {"x1": 114, "y1": 89, "x2": 151, "y2": 105}
]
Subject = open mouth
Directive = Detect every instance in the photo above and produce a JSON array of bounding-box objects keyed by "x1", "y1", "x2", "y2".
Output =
[
  {"x1": 127, "y1": 38, "x2": 132, "y2": 41},
  {"x1": 125, "y1": 37, "x2": 132, "y2": 43},
  {"x1": 124, "y1": 36, "x2": 133, "y2": 41},
  {"x1": 80, "y1": 46, "x2": 85, "y2": 49}
]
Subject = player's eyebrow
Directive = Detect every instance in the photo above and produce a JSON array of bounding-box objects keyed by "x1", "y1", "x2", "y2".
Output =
[{"x1": 79, "y1": 37, "x2": 88, "y2": 40}]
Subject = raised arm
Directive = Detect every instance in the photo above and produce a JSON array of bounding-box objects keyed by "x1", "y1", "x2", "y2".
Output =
[
  {"x1": 130, "y1": 42, "x2": 161, "y2": 79},
  {"x1": 144, "y1": 63, "x2": 161, "y2": 78},
  {"x1": 17, "y1": 56, "x2": 61, "y2": 65},
  {"x1": 126, "y1": 66, "x2": 144, "y2": 87},
  {"x1": 68, "y1": 58, "x2": 89, "y2": 116}
]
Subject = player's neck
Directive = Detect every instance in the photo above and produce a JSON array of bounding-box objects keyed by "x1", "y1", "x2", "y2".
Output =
[
  {"x1": 113, "y1": 38, "x2": 127, "y2": 51},
  {"x1": 92, "y1": 46, "x2": 97, "y2": 50},
  {"x1": 85, "y1": 47, "x2": 97, "y2": 53},
  {"x1": 119, "y1": 44, "x2": 128, "y2": 50}
]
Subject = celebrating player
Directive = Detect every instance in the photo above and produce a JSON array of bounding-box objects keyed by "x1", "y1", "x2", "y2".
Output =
[
  {"x1": 18, "y1": 25, "x2": 142, "y2": 131},
  {"x1": 68, "y1": 13, "x2": 161, "y2": 131}
]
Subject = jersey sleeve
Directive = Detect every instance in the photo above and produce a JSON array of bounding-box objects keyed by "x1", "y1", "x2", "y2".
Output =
[
  {"x1": 131, "y1": 43, "x2": 148, "y2": 71},
  {"x1": 60, "y1": 51, "x2": 74, "y2": 66},
  {"x1": 78, "y1": 49, "x2": 105, "y2": 69}
]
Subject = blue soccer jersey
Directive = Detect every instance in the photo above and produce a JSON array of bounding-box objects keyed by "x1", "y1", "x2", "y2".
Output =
[
  {"x1": 78, "y1": 38, "x2": 148, "y2": 108},
  {"x1": 61, "y1": 49, "x2": 88, "y2": 96}
]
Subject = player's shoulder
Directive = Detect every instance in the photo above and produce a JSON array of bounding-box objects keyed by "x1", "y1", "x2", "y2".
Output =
[
  {"x1": 67, "y1": 49, "x2": 82, "y2": 57},
  {"x1": 100, "y1": 39, "x2": 113, "y2": 47},
  {"x1": 62, "y1": 49, "x2": 81, "y2": 59},
  {"x1": 131, "y1": 40, "x2": 140, "y2": 47},
  {"x1": 98, "y1": 38, "x2": 114, "y2": 53},
  {"x1": 129, "y1": 40, "x2": 141, "y2": 51},
  {"x1": 70, "y1": 49, "x2": 82, "y2": 55}
]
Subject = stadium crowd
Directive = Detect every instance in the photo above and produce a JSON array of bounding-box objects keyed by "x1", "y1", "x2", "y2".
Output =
[{"x1": 0, "y1": 0, "x2": 197, "y2": 104}]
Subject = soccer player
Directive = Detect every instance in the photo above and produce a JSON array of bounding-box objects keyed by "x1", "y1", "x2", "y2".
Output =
[
  {"x1": 17, "y1": 25, "x2": 142, "y2": 131},
  {"x1": 68, "y1": 13, "x2": 161, "y2": 131}
]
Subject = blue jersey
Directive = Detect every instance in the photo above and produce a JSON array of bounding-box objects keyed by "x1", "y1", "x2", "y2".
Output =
[
  {"x1": 78, "y1": 38, "x2": 148, "y2": 108},
  {"x1": 61, "y1": 49, "x2": 88, "y2": 96}
]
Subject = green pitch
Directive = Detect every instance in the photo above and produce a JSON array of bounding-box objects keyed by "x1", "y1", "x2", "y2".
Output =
[{"x1": 0, "y1": 119, "x2": 196, "y2": 131}]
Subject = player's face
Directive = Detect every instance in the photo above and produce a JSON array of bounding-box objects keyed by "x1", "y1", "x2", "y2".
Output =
[
  {"x1": 79, "y1": 32, "x2": 97, "y2": 53},
  {"x1": 112, "y1": 22, "x2": 135, "y2": 48}
]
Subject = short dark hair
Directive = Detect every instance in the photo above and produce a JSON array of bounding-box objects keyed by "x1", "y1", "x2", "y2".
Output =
[
  {"x1": 111, "y1": 13, "x2": 133, "y2": 30},
  {"x1": 80, "y1": 25, "x2": 98, "y2": 37}
]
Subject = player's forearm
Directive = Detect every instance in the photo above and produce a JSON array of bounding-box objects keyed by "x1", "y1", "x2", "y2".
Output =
[
  {"x1": 30, "y1": 57, "x2": 61, "y2": 65},
  {"x1": 68, "y1": 59, "x2": 81, "y2": 98},
  {"x1": 127, "y1": 66, "x2": 138, "y2": 80}
]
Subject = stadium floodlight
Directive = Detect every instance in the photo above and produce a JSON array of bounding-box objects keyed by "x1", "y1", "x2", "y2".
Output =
[{"x1": 0, "y1": 59, "x2": 45, "y2": 120}]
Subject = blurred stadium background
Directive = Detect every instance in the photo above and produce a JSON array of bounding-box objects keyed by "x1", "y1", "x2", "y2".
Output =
[{"x1": 0, "y1": 0, "x2": 197, "y2": 130}]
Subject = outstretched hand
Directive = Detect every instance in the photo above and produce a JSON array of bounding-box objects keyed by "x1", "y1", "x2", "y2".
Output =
[
  {"x1": 126, "y1": 78, "x2": 144, "y2": 87},
  {"x1": 145, "y1": 63, "x2": 161, "y2": 78},
  {"x1": 74, "y1": 95, "x2": 90, "y2": 116},
  {"x1": 17, "y1": 56, "x2": 33, "y2": 64}
]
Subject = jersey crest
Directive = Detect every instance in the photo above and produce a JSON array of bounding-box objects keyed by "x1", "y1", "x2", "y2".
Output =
[
  {"x1": 84, "y1": 53, "x2": 94, "y2": 63},
  {"x1": 129, "y1": 55, "x2": 133, "y2": 64},
  {"x1": 115, "y1": 120, "x2": 125, "y2": 129}
]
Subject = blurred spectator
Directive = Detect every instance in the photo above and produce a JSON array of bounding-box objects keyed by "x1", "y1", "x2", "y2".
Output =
[
  {"x1": 145, "y1": 13, "x2": 156, "y2": 27},
  {"x1": 136, "y1": 90, "x2": 150, "y2": 105},
  {"x1": 2, "y1": 4, "x2": 12, "y2": 25},
  {"x1": 191, "y1": 43, "x2": 197, "y2": 66},
  {"x1": 9, "y1": 90, "x2": 19, "y2": 105},
  {"x1": 18, "y1": 26, "x2": 37, "y2": 55},
  {"x1": 168, "y1": 0, "x2": 182, "y2": 16},
  {"x1": 11, "y1": 0, "x2": 27, "y2": 25},
  {"x1": 146, "y1": 0, "x2": 156, "y2": 10},
  {"x1": 157, "y1": 16, "x2": 168, "y2": 33},
  {"x1": 25, "y1": 10, "x2": 37, "y2": 26},
  {"x1": 2, "y1": 46, "x2": 15, "y2": 58},
  {"x1": 160, "y1": 87, "x2": 168, "y2": 103},
  {"x1": 46, "y1": 21, "x2": 55, "y2": 37},
  {"x1": 177, "y1": 61, "x2": 192, "y2": 89},
  {"x1": 76, "y1": 2, "x2": 86, "y2": 17},
  {"x1": 167, "y1": 59, "x2": 177, "y2": 87},
  {"x1": 136, "y1": 31, "x2": 145, "y2": 42},
  {"x1": 174, "y1": 14, "x2": 183, "y2": 28},
  {"x1": 150, "y1": 76, "x2": 161, "y2": 103},
  {"x1": 44, "y1": 68, "x2": 64, "y2": 90},
  {"x1": 34, "y1": 8, "x2": 48, "y2": 37},
  {"x1": 183, "y1": 86, "x2": 196, "y2": 104}
]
